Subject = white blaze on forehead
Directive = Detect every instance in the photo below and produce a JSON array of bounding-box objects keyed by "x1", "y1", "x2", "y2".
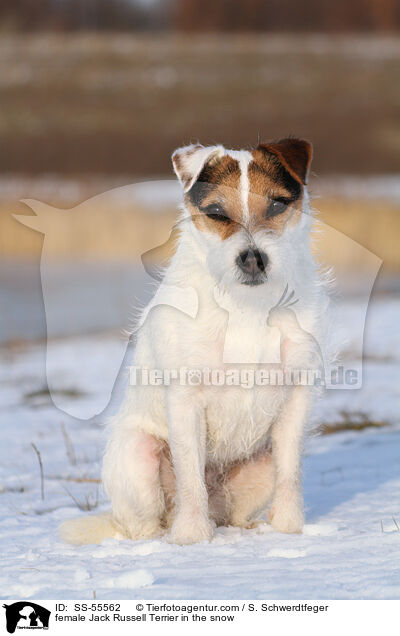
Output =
[{"x1": 226, "y1": 149, "x2": 252, "y2": 223}]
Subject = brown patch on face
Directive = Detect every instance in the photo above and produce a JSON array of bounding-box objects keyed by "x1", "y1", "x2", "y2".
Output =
[
  {"x1": 247, "y1": 148, "x2": 304, "y2": 235},
  {"x1": 184, "y1": 139, "x2": 310, "y2": 239},
  {"x1": 185, "y1": 155, "x2": 244, "y2": 240}
]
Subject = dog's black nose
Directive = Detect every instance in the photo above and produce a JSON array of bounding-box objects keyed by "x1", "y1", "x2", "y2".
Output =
[{"x1": 236, "y1": 248, "x2": 268, "y2": 276}]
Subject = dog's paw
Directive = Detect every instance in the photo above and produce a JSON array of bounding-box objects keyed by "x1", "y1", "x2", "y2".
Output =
[
  {"x1": 168, "y1": 513, "x2": 214, "y2": 545},
  {"x1": 230, "y1": 514, "x2": 263, "y2": 529},
  {"x1": 269, "y1": 494, "x2": 304, "y2": 534}
]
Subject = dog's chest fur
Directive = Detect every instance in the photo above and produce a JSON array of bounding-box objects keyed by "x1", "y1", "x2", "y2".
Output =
[
  {"x1": 131, "y1": 270, "x2": 313, "y2": 466},
  {"x1": 194, "y1": 305, "x2": 288, "y2": 463},
  {"x1": 204, "y1": 381, "x2": 286, "y2": 464}
]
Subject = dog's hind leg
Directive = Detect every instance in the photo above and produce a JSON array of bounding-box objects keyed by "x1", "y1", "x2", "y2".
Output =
[
  {"x1": 102, "y1": 426, "x2": 165, "y2": 540},
  {"x1": 225, "y1": 450, "x2": 275, "y2": 528}
]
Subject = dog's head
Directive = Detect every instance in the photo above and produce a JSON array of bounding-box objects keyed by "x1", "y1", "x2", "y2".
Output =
[{"x1": 172, "y1": 138, "x2": 312, "y2": 292}]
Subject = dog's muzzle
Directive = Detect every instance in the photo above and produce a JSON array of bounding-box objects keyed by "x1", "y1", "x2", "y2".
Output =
[{"x1": 236, "y1": 248, "x2": 268, "y2": 285}]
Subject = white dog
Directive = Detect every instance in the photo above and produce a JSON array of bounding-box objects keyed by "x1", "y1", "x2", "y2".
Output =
[{"x1": 60, "y1": 138, "x2": 332, "y2": 545}]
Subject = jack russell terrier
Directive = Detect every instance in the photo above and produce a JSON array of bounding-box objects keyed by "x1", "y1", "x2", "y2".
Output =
[{"x1": 60, "y1": 138, "x2": 332, "y2": 545}]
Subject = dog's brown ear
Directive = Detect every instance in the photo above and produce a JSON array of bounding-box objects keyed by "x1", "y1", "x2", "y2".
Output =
[
  {"x1": 172, "y1": 144, "x2": 225, "y2": 192},
  {"x1": 258, "y1": 138, "x2": 312, "y2": 185}
]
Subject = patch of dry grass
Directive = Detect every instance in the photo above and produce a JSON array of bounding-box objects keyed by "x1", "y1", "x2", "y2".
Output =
[
  {"x1": 320, "y1": 410, "x2": 387, "y2": 434},
  {"x1": 313, "y1": 196, "x2": 400, "y2": 270},
  {"x1": 1, "y1": 192, "x2": 399, "y2": 270},
  {"x1": 0, "y1": 196, "x2": 178, "y2": 261}
]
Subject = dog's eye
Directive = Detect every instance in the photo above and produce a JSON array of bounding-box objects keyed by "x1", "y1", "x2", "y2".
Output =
[
  {"x1": 266, "y1": 198, "x2": 290, "y2": 218},
  {"x1": 204, "y1": 204, "x2": 231, "y2": 223}
]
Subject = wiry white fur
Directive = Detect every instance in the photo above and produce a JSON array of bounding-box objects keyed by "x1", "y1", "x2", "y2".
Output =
[{"x1": 60, "y1": 144, "x2": 333, "y2": 546}]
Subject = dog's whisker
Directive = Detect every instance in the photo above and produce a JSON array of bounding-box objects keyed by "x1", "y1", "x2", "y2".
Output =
[{"x1": 275, "y1": 283, "x2": 289, "y2": 308}]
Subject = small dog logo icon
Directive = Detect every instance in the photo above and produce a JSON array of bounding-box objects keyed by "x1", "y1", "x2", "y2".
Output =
[{"x1": 3, "y1": 602, "x2": 50, "y2": 633}]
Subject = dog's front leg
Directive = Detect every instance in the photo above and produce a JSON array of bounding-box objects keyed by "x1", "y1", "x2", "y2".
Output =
[
  {"x1": 269, "y1": 387, "x2": 312, "y2": 534},
  {"x1": 167, "y1": 390, "x2": 213, "y2": 544}
]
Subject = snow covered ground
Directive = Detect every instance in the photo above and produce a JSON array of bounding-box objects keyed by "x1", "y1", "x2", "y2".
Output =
[{"x1": 0, "y1": 293, "x2": 399, "y2": 600}]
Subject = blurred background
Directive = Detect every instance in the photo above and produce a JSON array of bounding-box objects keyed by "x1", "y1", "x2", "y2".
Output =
[{"x1": 0, "y1": 0, "x2": 399, "y2": 407}]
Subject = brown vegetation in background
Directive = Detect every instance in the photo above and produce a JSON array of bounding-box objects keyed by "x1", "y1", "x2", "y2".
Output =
[
  {"x1": 1, "y1": 194, "x2": 399, "y2": 271},
  {"x1": 0, "y1": 34, "x2": 399, "y2": 177}
]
